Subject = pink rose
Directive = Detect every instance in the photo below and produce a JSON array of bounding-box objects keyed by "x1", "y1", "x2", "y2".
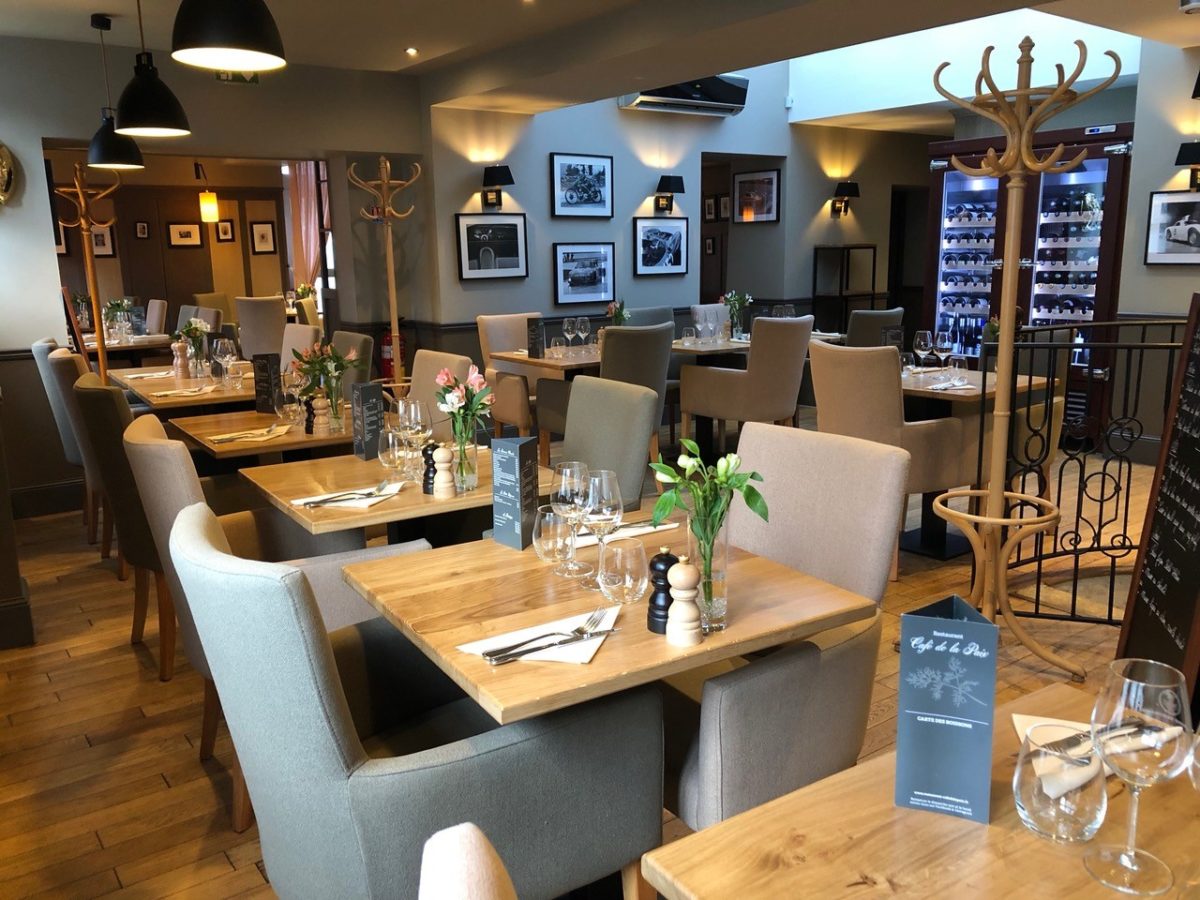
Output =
[
  {"x1": 345, "y1": 349, "x2": 358, "y2": 361},
  {"x1": 453, "y1": 385, "x2": 467, "y2": 405},
  {"x1": 435, "y1": 368, "x2": 453, "y2": 387},
  {"x1": 466, "y1": 365, "x2": 486, "y2": 392},
  {"x1": 482, "y1": 391, "x2": 496, "y2": 405}
]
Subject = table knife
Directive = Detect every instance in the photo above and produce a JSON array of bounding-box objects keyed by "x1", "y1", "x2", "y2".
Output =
[{"x1": 486, "y1": 629, "x2": 619, "y2": 666}]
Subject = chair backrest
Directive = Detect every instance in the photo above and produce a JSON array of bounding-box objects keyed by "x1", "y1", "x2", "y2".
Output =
[
  {"x1": 123, "y1": 414, "x2": 211, "y2": 679},
  {"x1": 476, "y1": 312, "x2": 545, "y2": 384},
  {"x1": 46, "y1": 349, "x2": 101, "y2": 489},
  {"x1": 74, "y1": 374, "x2": 159, "y2": 571},
  {"x1": 32, "y1": 338, "x2": 82, "y2": 468},
  {"x1": 809, "y1": 341, "x2": 906, "y2": 447},
  {"x1": 746, "y1": 316, "x2": 814, "y2": 405},
  {"x1": 625, "y1": 306, "x2": 675, "y2": 329},
  {"x1": 409, "y1": 349, "x2": 473, "y2": 443},
  {"x1": 169, "y1": 502, "x2": 370, "y2": 898},
  {"x1": 193, "y1": 291, "x2": 233, "y2": 325},
  {"x1": 194, "y1": 306, "x2": 223, "y2": 333},
  {"x1": 175, "y1": 304, "x2": 199, "y2": 332},
  {"x1": 690, "y1": 304, "x2": 730, "y2": 330},
  {"x1": 332, "y1": 330, "x2": 374, "y2": 389},
  {"x1": 599, "y1": 323, "x2": 674, "y2": 425},
  {"x1": 419, "y1": 823, "x2": 517, "y2": 900},
  {"x1": 844, "y1": 308, "x2": 904, "y2": 348},
  {"x1": 296, "y1": 297, "x2": 320, "y2": 327},
  {"x1": 730, "y1": 424, "x2": 910, "y2": 604},
  {"x1": 236, "y1": 298, "x2": 287, "y2": 360},
  {"x1": 145, "y1": 298, "x2": 168, "y2": 335},
  {"x1": 282, "y1": 324, "x2": 321, "y2": 364},
  {"x1": 561, "y1": 376, "x2": 657, "y2": 511}
]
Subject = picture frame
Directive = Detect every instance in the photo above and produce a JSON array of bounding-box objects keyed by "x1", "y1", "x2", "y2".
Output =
[
  {"x1": 703, "y1": 196, "x2": 716, "y2": 223},
  {"x1": 718, "y1": 193, "x2": 731, "y2": 221},
  {"x1": 634, "y1": 216, "x2": 688, "y2": 276},
  {"x1": 167, "y1": 223, "x2": 204, "y2": 248},
  {"x1": 134, "y1": 221, "x2": 150, "y2": 240},
  {"x1": 91, "y1": 224, "x2": 116, "y2": 257},
  {"x1": 1144, "y1": 190, "x2": 1200, "y2": 265},
  {"x1": 455, "y1": 212, "x2": 529, "y2": 280},
  {"x1": 250, "y1": 221, "x2": 276, "y2": 255},
  {"x1": 216, "y1": 219, "x2": 235, "y2": 243},
  {"x1": 549, "y1": 152, "x2": 613, "y2": 218},
  {"x1": 732, "y1": 169, "x2": 780, "y2": 224},
  {"x1": 704, "y1": 236, "x2": 715, "y2": 256},
  {"x1": 552, "y1": 242, "x2": 615, "y2": 305},
  {"x1": 55, "y1": 220, "x2": 68, "y2": 256}
]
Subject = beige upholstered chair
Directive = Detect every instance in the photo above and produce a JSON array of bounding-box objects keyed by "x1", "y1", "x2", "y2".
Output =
[
  {"x1": 295, "y1": 297, "x2": 320, "y2": 327},
  {"x1": 332, "y1": 330, "x2": 374, "y2": 390},
  {"x1": 419, "y1": 824, "x2": 517, "y2": 900},
  {"x1": 281, "y1": 323, "x2": 321, "y2": 363},
  {"x1": 560, "y1": 376, "x2": 658, "y2": 511},
  {"x1": 680, "y1": 316, "x2": 814, "y2": 450},
  {"x1": 145, "y1": 298, "x2": 168, "y2": 334},
  {"x1": 598, "y1": 322, "x2": 674, "y2": 463},
  {"x1": 476, "y1": 313, "x2": 542, "y2": 438},
  {"x1": 175, "y1": 304, "x2": 199, "y2": 332},
  {"x1": 193, "y1": 306, "x2": 223, "y2": 332},
  {"x1": 397, "y1": 349, "x2": 473, "y2": 443},
  {"x1": 193, "y1": 291, "x2": 233, "y2": 325},
  {"x1": 662, "y1": 424, "x2": 910, "y2": 830},
  {"x1": 235, "y1": 297, "x2": 287, "y2": 359},
  {"x1": 844, "y1": 307, "x2": 905, "y2": 347}
]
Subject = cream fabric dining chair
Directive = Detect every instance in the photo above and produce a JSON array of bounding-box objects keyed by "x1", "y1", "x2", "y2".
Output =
[
  {"x1": 193, "y1": 291, "x2": 233, "y2": 325},
  {"x1": 281, "y1": 323, "x2": 321, "y2": 364},
  {"x1": 332, "y1": 330, "x2": 374, "y2": 389},
  {"x1": 145, "y1": 298, "x2": 168, "y2": 335},
  {"x1": 295, "y1": 297, "x2": 320, "y2": 328},
  {"x1": 235, "y1": 297, "x2": 286, "y2": 359},
  {"x1": 193, "y1": 306, "x2": 223, "y2": 333},
  {"x1": 661, "y1": 424, "x2": 910, "y2": 830},
  {"x1": 476, "y1": 312, "x2": 543, "y2": 438},
  {"x1": 169, "y1": 501, "x2": 663, "y2": 897},
  {"x1": 175, "y1": 304, "x2": 199, "y2": 332},
  {"x1": 418, "y1": 823, "x2": 517, "y2": 900},
  {"x1": 844, "y1": 307, "x2": 905, "y2": 347},
  {"x1": 393, "y1": 349, "x2": 473, "y2": 443}
]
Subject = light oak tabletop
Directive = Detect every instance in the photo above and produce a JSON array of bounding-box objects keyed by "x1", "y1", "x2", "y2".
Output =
[
  {"x1": 168, "y1": 409, "x2": 352, "y2": 459},
  {"x1": 108, "y1": 367, "x2": 257, "y2": 411},
  {"x1": 84, "y1": 334, "x2": 172, "y2": 351},
  {"x1": 241, "y1": 448, "x2": 555, "y2": 534},
  {"x1": 902, "y1": 368, "x2": 1051, "y2": 403},
  {"x1": 671, "y1": 339, "x2": 751, "y2": 355},
  {"x1": 489, "y1": 348, "x2": 601, "y2": 377},
  {"x1": 342, "y1": 528, "x2": 876, "y2": 724},
  {"x1": 641, "y1": 682, "x2": 1199, "y2": 899}
]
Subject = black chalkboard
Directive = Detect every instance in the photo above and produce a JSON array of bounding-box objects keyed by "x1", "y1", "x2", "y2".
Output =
[
  {"x1": 527, "y1": 320, "x2": 545, "y2": 359},
  {"x1": 1119, "y1": 293, "x2": 1200, "y2": 721},
  {"x1": 252, "y1": 353, "x2": 281, "y2": 415},
  {"x1": 352, "y1": 382, "x2": 385, "y2": 461}
]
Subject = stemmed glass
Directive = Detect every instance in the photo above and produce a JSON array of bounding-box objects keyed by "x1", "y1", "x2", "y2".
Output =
[
  {"x1": 579, "y1": 470, "x2": 623, "y2": 590},
  {"x1": 576, "y1": 317, "x2": 591, "y2": 352},
  {"x1": 550, "y1": 461, "x2": 592, "y2": 577},
  {"x1": 913, "y1": 330, "x2": 933, "y2": 368},
  {"x1": 562, "y1": 317, "x2": 577, "y2": 357},
  {"x1": 400, "y1": 399, "x2": 432, "y2": 478},
  {"x1": 212, "y1": 337, "x2": 238, "y2": 389},
  {"x1": 933, "y1": 330, "x2": 954, "y2": 368},
  {"x1": 1084, "y1": 658, "x2": 1193, "y2": 896}
]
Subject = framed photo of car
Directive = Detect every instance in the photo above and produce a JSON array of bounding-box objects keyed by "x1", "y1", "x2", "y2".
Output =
[
  {"x1": 456, "y1": 213, "x2": 529, "y2": 280},
  {"x1": 633, "y1": 217, "x2": 687, "y2": 276},
  {"x1": 1145, "y1": 190, "x2": 1200, "y2": 265},
  {"x1": 550, "y1": 153, "x2": 613, "y2": 218},
  {"x1": 167, "y1": 223, "x2": 204, "y2": 248},
  {"x1": 732, "y1": 169, "x2": 780, "y2": 224},
  {"x1": 553, "y1": 242, "x2": 615, "y2": 305}
]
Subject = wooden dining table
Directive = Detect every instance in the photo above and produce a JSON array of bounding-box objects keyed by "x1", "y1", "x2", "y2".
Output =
[
  {"x1": 641, "y1": 682, "x2": 1199, "y2": 899},
  {"x1": 341, "y1": 526, "x2": 876, "y2": 725},
  {"x1": 84, "y1": 334, "x2": 173, "y2": 366},
  {"x1": 488, "y1": 347, "x2": 601, "y2": 381},
  {"x1": 168, "y1": 409, "x2": 353, "y2": 459},
  {"x1": 108, "y1": 366, "x2": 257, "y2": 412}
]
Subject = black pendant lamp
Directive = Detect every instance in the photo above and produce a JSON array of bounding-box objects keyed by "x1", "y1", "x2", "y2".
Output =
[
  {"x1": 171, "y1": 0, "x2": 286, "y2": 72},
  {"x1": 88, "y1": 15, "x2": 145, "y2": 171},
  {"x1": 116, "y1": 0, "x2": 190, "y2": 137}
]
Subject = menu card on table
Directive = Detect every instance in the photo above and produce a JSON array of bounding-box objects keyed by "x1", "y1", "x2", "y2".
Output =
[
  {"x1": 895, "y1": 595, "x2": 998, "y2": 824},
  {"x1": 491, "y1": 436, "x2": 538, "y2": 550},
  {"x1": 352, "y1": 382, "x2": 385, "y2": 460},
  {"x1": 527, "y1": 320, "x2": 545, "y2": 359},
  {"x1": 252, "y1": 353, "x2": 281, "y2": 414}
]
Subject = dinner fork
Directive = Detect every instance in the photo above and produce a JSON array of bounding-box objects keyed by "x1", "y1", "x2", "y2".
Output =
[
  {"x1": 481, "y1": 607, "x2": 605, "y2": 660},
  {"x1": 302, "y1": 479, "x2": 393, "y2": 508},
  {"x1": 212, "y1": 423, "x2": 280, "y2": 443}
]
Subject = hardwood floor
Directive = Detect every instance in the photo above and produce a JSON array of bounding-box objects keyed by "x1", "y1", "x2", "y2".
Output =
[{"x1": 1, "y1": 447, "x2": 1135, "y2": 897}]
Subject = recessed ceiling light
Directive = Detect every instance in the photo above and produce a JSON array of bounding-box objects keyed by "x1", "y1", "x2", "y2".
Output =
[{"x1": 405, "y1": 47, "x2": 419, "y2": 57}]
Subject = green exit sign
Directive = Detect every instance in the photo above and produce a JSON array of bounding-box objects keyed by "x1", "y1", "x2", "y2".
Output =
[{"x1": 215, "y1": 71, "x2": 260, "y2": 85}]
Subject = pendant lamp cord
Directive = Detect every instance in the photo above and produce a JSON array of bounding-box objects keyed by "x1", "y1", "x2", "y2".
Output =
[
  {"x1": 98, "y1": 28, "x2": 113, "y2": 107},
  {"x1": 136, "y1": 0, "x2": 146, "y2": 52}
]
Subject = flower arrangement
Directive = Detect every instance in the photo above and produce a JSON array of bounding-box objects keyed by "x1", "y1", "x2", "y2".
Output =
[
  {"x1": 295, "y1": 283, "x2": 314, "y2": 299},
  {"x1": 435, "y1": 366, "x2": 494, "y2": 490},
  {"x1": 719, "y1": 290, "x2": 752, "y2": 337},
  {"x1": 290, "y1": 342, "x2": 362, "y2": 397},
  {"x1": 607, "y1": 300, "x2": 629, "y2": 325},
  {"x1": 103, "y1": 297, "x2": 132, "y2": 323},
  {"x1": 173, "y1": 316, "x2": 210, "y2": 355}
]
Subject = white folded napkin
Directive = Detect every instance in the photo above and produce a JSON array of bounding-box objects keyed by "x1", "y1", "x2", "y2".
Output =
[
  {"x1": 124, "y1": 370, "x2": 174, "y2": 380},
  {"x1": 456, "y1": 606, "x2": 621, "y2": 664},
  {"x1": 130, "y1": 334, "x2": 158, "y2": 342},
  {"x1": 729, "y1": 338, "x2": 752, "y2": 345},
  {"x1": 575, "y1": 522, "x2": 678, "y2": 549},
  {"x1": 151, "y1": 384, "x2": 217, "y2": 398},
  {"x1": 210, "y1": 424, "x2": 291, "y2": 443},
  {"x1": 290, "y1": 481, "x2": 406, "y2": 509}
]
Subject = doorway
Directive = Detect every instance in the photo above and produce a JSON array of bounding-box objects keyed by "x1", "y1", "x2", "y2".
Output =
[{"x1": 887, "y1": 185, "x2": 930, "y2": 347}]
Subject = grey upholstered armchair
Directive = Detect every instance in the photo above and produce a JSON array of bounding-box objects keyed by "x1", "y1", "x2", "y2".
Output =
[
  {"x1": 235, "y1": 297, "x2": 286, "y2": 359},
  {"x1": 844, "y1": 307, "x2": 905, "y2": 347},
  {"x1": 170, "y1": 501, "x2": 664, "y2": 898},
  {"x1": 599, "y1": 322, "x2": 674, "y2": 464}
]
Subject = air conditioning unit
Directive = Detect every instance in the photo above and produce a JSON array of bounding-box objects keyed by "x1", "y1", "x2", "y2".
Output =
[{"x1": 617, "y1": 74, "x2": 748, "y2": 117}]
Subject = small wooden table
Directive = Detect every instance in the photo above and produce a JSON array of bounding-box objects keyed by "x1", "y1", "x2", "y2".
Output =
[
  {"x1": 108, "y1": 367, "x2": 256, "y2": 412},
  {"x1": 169, "y1": 410, "x2": 353, "y2": 459},
  {"x1": 241, "y1": 448, "x2": 556, "y2": 535},
  {"x1": 84, "y1": 335, "x2": 173, "y2": 366},
  {"x1": 670, "y1": 339, "x2": 751, "y2": 356},
  {"x1": 642, "y1": 682, "x2": 1199, "y2": 899},
  {"x1": 902, "y1": 368, "x2": 1049, "y2": 402},
  {"x1": 488, "y1": 348, "x2": 601, "y2": 381},
  {"x1": 341, "y1": 529, "x2": 876, "y2": 724}
]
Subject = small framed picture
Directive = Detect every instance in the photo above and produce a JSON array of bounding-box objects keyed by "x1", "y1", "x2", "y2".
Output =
[
  {"x1": 703, "y1": 196, "x2": 716, "y2": 223},
  {"x1": 216, "y1": 219, "x2": 235, "y2": 243},
  {"x1": 55, "y1": 221, "x2": 68, "y2": 256},
  {"x1": 634, "y1": 216, "x2": 687, "y2": 276},
  {"x1": 553, "y1": 242, "x2": 615, "y2": 305},
  {"x1": 250, "y1": 221, "x2": 276, "y2": 255},
  {"x1": 134, "y1": 221, "x2": 150, "y2": 240},
  {"x1": 718, "y1": 194, "x2": 731, "y2": 221},
  {"x1": 1144, "y1": 191, "x2": 1200, "y2": 265},
  {"x1": 704, "y1": 236, "x2": 715, "y2": 256},
  {"x1": 455, "y1": 213, "x2": 528, "y2": 280},
  {"x1": 167, "y1": 223, "x2": 204, "y2": 248},
  {"x1": 550, "y1": 152, "x2": 613, "y2": 218},
  {"x1": 91, "y1": 224, "x2": 116, "y2": 257},
  {"x1": 732, "y1": 170, "x2": 780, "y2": 224}
]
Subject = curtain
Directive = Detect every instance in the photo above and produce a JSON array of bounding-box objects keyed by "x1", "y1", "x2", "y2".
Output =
[{"x1": 288, "y1": 160, "x2": 324, "y2": 288}]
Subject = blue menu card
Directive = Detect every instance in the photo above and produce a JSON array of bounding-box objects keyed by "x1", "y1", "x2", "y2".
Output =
[{"x1": 894, "y1": 595, "x2": 998, "y2": 824}]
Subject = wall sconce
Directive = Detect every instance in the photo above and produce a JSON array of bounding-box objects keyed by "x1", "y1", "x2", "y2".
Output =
[
  {"x1": 654, "y1": 175, "x2": 685, "y2": 213},
  {"x1": 481, "y1": 165, "x2": 513, "y2": 209},
  {"x1": 1176, "y1": 143, "x2": 1200, "y2": 190},
  {"x1": 831, "y1": 181, "x2": 859, "y2": 219},
  {"x1": 195, "y1": 162, "x2": 219, "y2": 222}
]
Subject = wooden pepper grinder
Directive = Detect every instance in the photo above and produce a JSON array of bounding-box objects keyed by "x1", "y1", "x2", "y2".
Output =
[
  {"x1": 171, "y1": 339, "x2": 189, "y2": 378},
  {"x1": 666, "y1": 556, "x2": 703, "y2": 647},
  {"x1": 432, "y1": 446, "x2": 456, "y2": 498},
  {"x1": 647, "y1": 545, "x2": 678, "y2": 635},
  {"x1": 311, "y1": 391, "x2": 331, "y2": 436},
  {"x1": 422, "y1": 442, "x2": 437, "y2": 495}
]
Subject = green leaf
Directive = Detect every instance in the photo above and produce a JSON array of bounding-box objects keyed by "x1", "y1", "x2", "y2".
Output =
[
  {"x1": 742, "y1": 484, "x2": 769, "y2": 522},
  {"x1": 649, "y1": 462, "x2": 678, "y2": 480},
  {"x1": 680, "y1": 437, "x2": 701, "y2": 458},
  {"x1": 651, "y1": 490, "x2": 678, "y2": 525},
  {"x1": 748, "y1": 471, "x2": 764, "y2": 482}
]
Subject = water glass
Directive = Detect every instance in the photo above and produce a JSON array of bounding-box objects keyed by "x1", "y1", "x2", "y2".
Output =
[
  {"x1": 949, "y1": 356, "x2": 970, "y2": 387},
  {"x1": 1013, "y1": 724, "x2": 1107, "y2": 843},
  {"x1": 899, "y1": 352, "x2": 916, "y2": 377},
  {"x1": 549, "y1": 337, "x2": 566, "y2": 359},
  {"x1": 533, "y1": 505, "x2": 572, "y2": 564},
  {"x1": 378, "y1": 430, "x2": 406, "y2": 483},
  {"x1": 681, "y1": 327, "x2": 696, "y2": 346},
  {"x1": 598, "y1": 538, "x2": 649, "y2": 605}
]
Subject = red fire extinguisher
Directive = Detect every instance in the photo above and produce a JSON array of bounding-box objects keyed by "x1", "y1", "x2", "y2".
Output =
[{"x1": 380, "y1": 330, "x2": 406, "y2": 379}]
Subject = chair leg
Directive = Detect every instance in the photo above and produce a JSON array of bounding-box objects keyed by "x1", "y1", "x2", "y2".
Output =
[
  {"x1": 230, "y1": 751, "x2": 255, "y2": 833},
  {"x1": 494, "y1": 421, "x2": 503, "y2": 439},
  {"x1": 538, "y1": 429, "x2": 551, "y2": 467},
  {"x1": 200, "y1": 677, "x2": 221, "y2": 761},
  {"x1": 717, "y1": 420, "x2": 727, "y2": 455},
  {"x1": 648, "y1": 430, "x2": 660, "y2": 464},
  {"x1": 130, "y1": 567, "x2": 149, "y2": 644},
  {"x1": 775, "y1": 418, "x2": 791, "y2": 427},
  {"x1": 668, "y1": 400, "x2": 677, "y2": 447},
  {"x1": 100, "y1": 494, "x2": 113, "y2": 560},
  {"x1": 86, "y1": 486, "x2": 100, "y2": 545},
  {"x1": 517, "y1": 426, "x2": 529, "y2": 437},
  {"x1": 155, "y1": 572, "x2": 176, "y2": 682},
  {"x1": 679, "y1": 412, "x2": 691, "y2": 446},
  {"x1": 117, "y1": 550, "x2": 130, "y2": 582},
  {"x1": 621, "y1": 860, "x2": 654, "y2": 900}
]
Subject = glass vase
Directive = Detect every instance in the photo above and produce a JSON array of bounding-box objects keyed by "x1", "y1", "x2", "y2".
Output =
[
  {"x1": 688, "y1": 513, "x2": 729, "y2": 633},
  {"x1": 324, "y1": 373, "x2": 344, "y2": 431},
  {"x1": 188, "y1": 336, "x2": 207, "y2": 379},
  {"x1": 453, "y1": 417, "x2": 479, "y2": 492}
]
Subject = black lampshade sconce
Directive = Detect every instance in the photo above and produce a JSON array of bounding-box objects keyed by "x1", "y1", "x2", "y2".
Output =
[
  {"x1": 88, "y1": 14, "x2": 145, "y2": 171},
  {"x1": 481, "y1": 165, "x2": 514, "y2": 209},
  {"x1": 1192, "y1": 68, "x2": 1200, "y2": 100},
  {"x1": 655, "y1": 175, "x2": 685, "y2": 213},
  {"x1": 171, "y1": 0, "x2": 287, "y2": 72},
  {"x1": 831, "y1": 181, "x2": 859, "y2": 219},
  {"x1": 116, "y1": 0, "x2": 190, "y2": 137},
  {"x1": 1176, "y1": 142, "x2": 1200, "y2": 191}
]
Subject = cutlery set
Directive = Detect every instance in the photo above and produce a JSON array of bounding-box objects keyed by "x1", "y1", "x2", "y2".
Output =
[
  {"x1": 301, "y1": 479, "x2": 397, "y2": 508},
  {"x1": 481, "y1": 608, "x2": 619, "y2": 666},
  {"x1": 211, "y1": 424, "x2": 282, "y2": 443}
]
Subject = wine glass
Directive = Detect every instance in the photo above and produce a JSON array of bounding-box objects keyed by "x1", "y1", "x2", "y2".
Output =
[
  {"x1": 212, "y1": 337, "x2": 238, "y2": 389},
  {"x1": 378, "y1": 429, "x2": 406, "y2": 484},
  {"x1": 401, "y1": 399, "x2": 432, "y2": 478},
  {"x1": 550, "y1": 461, "x2": 592, "y2": 577},
  {"x1": 579, "y1": 470, "x2": 623, "y2": 590},
  {"x1": 533, "y1": 505, "x2": 572, "y2": 565},
  {"x1": 562, "y1": 317, "x2": 577, "y2": 356},
  {"x1": 913, "y1": 330, "x2": 933, "y2": 368},
  {"x1": 598, "y1": 538, "x2": 649, "y2": 605},
  {"x1": 933, "y1": 330, "x2": 954, "y2": 368},
  {"x1": 1084, "y1": 658, "x2": 1193, "y2": 896},
  {"x1": 576, "y1": 317, "x2": 591, "y2": 351}
]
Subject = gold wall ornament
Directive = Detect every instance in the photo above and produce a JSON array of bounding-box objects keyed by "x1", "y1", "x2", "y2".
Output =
[
  {"x1": 0, "y1": 143, "x2": 15, "y2": 205},
  {"x1": 930, "y1": 37, "x2": 1120, "y2": 681}
]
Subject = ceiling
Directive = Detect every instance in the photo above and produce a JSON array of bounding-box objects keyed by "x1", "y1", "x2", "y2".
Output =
[{"x1": 1043, "y1": 0, "x2": 1200, "y2": 49}]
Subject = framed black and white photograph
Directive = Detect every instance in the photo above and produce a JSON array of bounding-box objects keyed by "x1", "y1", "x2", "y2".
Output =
[
  {"x1": 167, "y1": 223, "x2": 203, "y2": 248},
  {"x1": 634, "y1": 217, "x2": 688, "y2": 276},
  {"x1": 1145, "y1": 191, "x2": 1200, "y2": 265},
  {"x1": 553, "y1": 242, "x2": 615, "y2": 305},
  {"x1": 718, "y1": 193, "x2": 731, "y2": 221},
  {"x1": 135, "y1": 221, "x2": 149, "y2": 240},
  {"x1": 55, "y1": 220, "x2": 68, "y2": 256},
  {"x1": 216, "y1": 219, "x2": 235, "y2": 243},
  {"x1": 455, "y1": 213, "x2": 528, "y2": 280},
  {"x1": 703, "y1": 196, "x2": 716, "y2": 222},
  {"x1": 250, "y1": 221, "x2": 276, "y2": 255},
  {"x1": 732, "y1": 169, "x2": 780, "y2": 224},
  {"x1": 550, "y1": 152, "x2": 613, "y2": 218},
  {"x1": 91, "y1": 224, "x2": 116, "y2": 257},
  {"x1": 704, "y1": 236, "x2": 715, "y2": 256}
]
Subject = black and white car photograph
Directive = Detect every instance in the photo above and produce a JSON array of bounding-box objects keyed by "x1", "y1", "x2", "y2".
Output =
[
  {"x1": 1145, "y1": 191, "x2": 1200, "y2": 265},
  {"x1": 550, "y1": 153, "x2": 613, "y2": 218},
  {"x1": 455, "y1": 213, "x2": 529, "y2": 279},
  {"x1": 633, "y1": 217, "x2": 688, "y2": 275},
  {"x1": 553, "y1": 242, "x2": 615, "y2": 304}
]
